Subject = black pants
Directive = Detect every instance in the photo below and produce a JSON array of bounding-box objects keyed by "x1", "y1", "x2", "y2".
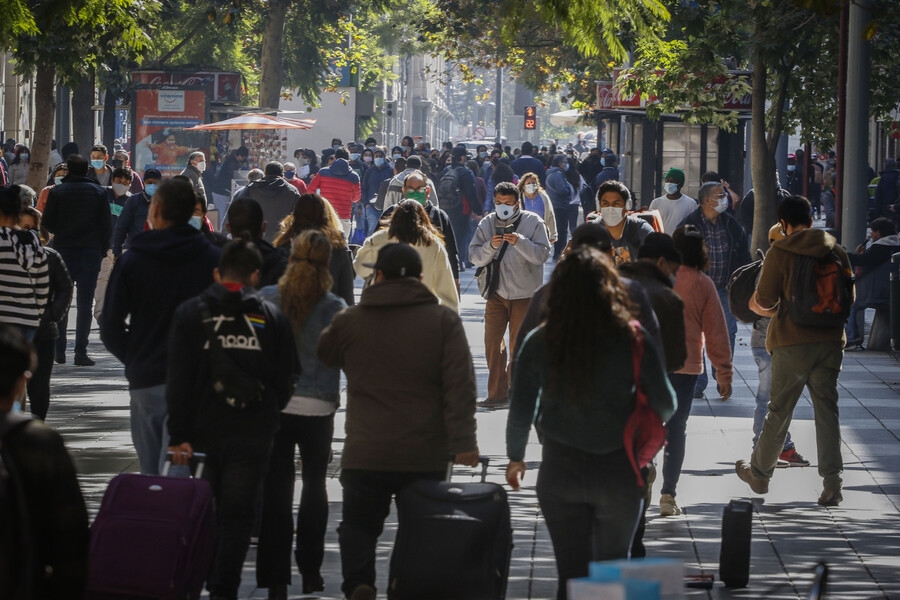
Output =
[
  {"x1": 55, "y1": 247, "x2": 102, "y2": 356},
  {"x1": 338, "y1": 469, "x2": 443, "y2": 597},
  {"x1": 27, "y1": 337, "x2": 56, "y2": 420},
  {"x1": 256, "y1": 413, "x2": 334, "y2": 588}
]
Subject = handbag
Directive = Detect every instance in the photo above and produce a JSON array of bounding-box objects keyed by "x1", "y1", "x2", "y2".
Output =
[
  {"x1": 199, "y1": 300, "x2": 266, "y2": 410},
  {"x1": 621, "y1": 320, "x2": 667, "y2": 487},
  {"x1": 474, "y1": 217, "x2": 519, "y2": 300}
]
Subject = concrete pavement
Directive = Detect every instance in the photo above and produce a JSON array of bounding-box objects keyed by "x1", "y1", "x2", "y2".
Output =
[{"x1": 41, "y1": 261, "x2": 900, "y2": 599}]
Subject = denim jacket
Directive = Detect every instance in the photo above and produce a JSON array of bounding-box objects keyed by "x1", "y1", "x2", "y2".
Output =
[{"x1": 259, "y1": 286, "x2": 347, "y2": 406}]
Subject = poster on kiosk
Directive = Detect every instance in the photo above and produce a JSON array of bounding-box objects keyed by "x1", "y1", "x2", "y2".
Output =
[{"x1": 131, "y1": 84, "x2": 210, "y2": 178}]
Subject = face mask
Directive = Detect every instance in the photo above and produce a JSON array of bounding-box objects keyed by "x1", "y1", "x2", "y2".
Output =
[
  {"x1": 525, "y1": 183, "x2": 538, "y2": 195},
  {"x1": 714, "y1": 195, "x2": 729, "y2": 213},
  {"x1": 479, "y1": 151, "x2": 487, "y2": 159},
  {"x1": 363, "y1": 155, "x2": 372, "y2": 163},
  {"x1": 561, "y1": 162, "x2": 569, "y2": 172},
  {"x1": 669, "y1": 273, "x2": 677, "y2": 287},
  {"x1": 54, "y1": 176, "x2": 64, "y2": 185},
  {"x1": 196, "y1": 161, "x2": 207, "y2": 173},
  {"x1": 333, "y1": 144, "x2": 341, "y2": 151},
  {"x1": 491, "y1": 157, "x2": 500, "y2": 165},
  {"x1": 367, "y1": 144, "x2": 376, "y2": 150},
  {"x1": 393, "y1": 153, "x2": 403, "y2": 160},
  {"x1": 20, "y1": 153, "x2": 29, "y2": 161},
  {"x1": 350, "y1": 153, "x2": 360, "y2": 161},
  {"x1": 787, "y1": 164, "x2": 796, "y2": 172},
  {"x1": 664, "y1": 182, "x2": 679, "y2": 195},
  {"x1": 91, "y1": 159, "x2": 105, "y2": 170},
  {"x1": 112, "y1": 183, "x2": 129, "y2": 196},
  {"x1": 600, "y1": 157, "x2": 606, "y2": 167},
  {"x1": 189, "y1": 216, "x2": 203, "y2": 230},
  {"x1": 144, "y1": 183, "x2": 158, "y2": 197},
  {"x1": 405, "y1": 190, "x2": 427, "y2": 205},
  {"x1": 495, "y1": 203, "x2": 518, "y2": 220},
  {"x1": 374, "y1": 157, "x2": 385, "y2": 167},
  {"x1": 284, "y1": 170, "x2": 295, "y2": 179},
  {"x1": 600, "y1": 206, "x2": 625, "y2": 227},
  {"x1": 299, "y1": 157, "x2": 309, "y2": 166}
]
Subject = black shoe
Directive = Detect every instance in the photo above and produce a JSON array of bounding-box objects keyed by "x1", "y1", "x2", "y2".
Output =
[
  {"x1": 267, "y1": 585, "x2": 288, "y2": 600},
  {"x1": 55, "y1": 350, "x2": 66, "y2": 364},
  {"x1": 302, "y1": 573, "x2": 325, "y2": 594},
  {"x1": 73, "y1": 354, "x2": 95, "y2": 366}
]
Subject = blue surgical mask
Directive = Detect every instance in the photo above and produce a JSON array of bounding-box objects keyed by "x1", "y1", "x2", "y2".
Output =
[
  {"x1": 600, "y1": 157, "x2": 606, "y2": 167},
  {"x1": 349, "y1": 153, "x2": 360, "y2": 161},
  {"x1": 144, "y1": 183, "x2": 158, "y2": 197},
  {"x1": 393, "y1": 153, "x2": 402, "y2": 160},
  {"x1": 787, "y1": 164, "x2": 796, "y2": 172},
  {"x1": 284, "y1": 170, "x2": 295, "y2": 179},
  {"x1": 54, "y1": 176, "x2": 64, "y2": 185},
  {"x1": 189, "y1": 215, "x2": 203, "y2": 230},
  {"x1": 20, "y1": 153, "x2": 29, "y2": 161},
  {"x1": 333, "y1": 144, "x2": 341, "y2": 151},
  {"x1": 374, "y1": 157, "x2": 385, "y2": 167},
  {"x1": 664, "y1": 182, "x2": 680, "y2": 195},
  {"x1": 91, "y1": 159, "x2": 105, "y2": 170},
  {"x1": 479, "y1": 151, "x2": 487, "y2": 159},
  {"x1": 367, "y1": 144, "x2": 376, "y2": 150},
  {"x1": 562, "y1": 162, "x2": 569, "y2": 172}
]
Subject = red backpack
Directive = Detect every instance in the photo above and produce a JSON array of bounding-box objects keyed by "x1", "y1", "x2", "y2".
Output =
[{"x1": 622, "y1": 321, "x2": 667, "y2": 487}]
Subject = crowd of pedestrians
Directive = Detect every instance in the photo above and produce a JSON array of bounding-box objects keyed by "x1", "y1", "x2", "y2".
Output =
[{"x1": 0, "y1": 132, "x2": 882, "y2": 599}]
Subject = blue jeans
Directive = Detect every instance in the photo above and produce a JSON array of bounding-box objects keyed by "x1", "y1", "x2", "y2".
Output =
[
  {"x1": 201, "y1": 436, "x2": 273, "y2": 598},
  {"x1": 845, "y1": 301, "x2": 865, "y2": 343},
  {"x1": 695, "y1": 287, "x2": 737, "y2": 395},
  {"x1": 447, "y1": 206, "x2": 470, "y2": 267},
  {"x1": 661, "y1": 373, "x2": 698, "y2": 498},
  {"x1": 338, "y1": 469, "x2": 443, "y2": 597},
  {"x1": 752, "y1": 346, "x2": 793, "y2": 452},
  {"x1": 364, "y1": 205, "x2": 381, "y2": 236},
  {"x1": 537, "y1": 438, "x2": 643, "y2": 600},
  {"x1": 257, "y1": 413, "x2": 335, "y2": 588},
  {"x1": 551, "y1": 203, "x2": 580, "y2": 259},
  {"x1": 55, "y1": 247, "x2": 103, "y2": 356},
  {"x1": 129, "y1": 384, "x2": 170, "y2": 475}
]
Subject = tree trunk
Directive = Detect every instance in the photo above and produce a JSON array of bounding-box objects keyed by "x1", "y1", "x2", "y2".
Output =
[
  {"x1": 72, "y1": 73, "x2": 95, "y2": 154},
  {"x1": 749, "y1": 51, "x2": 777, "y2": 254},
  {"x1": 258, "y1": 0, "x2": 290, "y2": 110},
  {"x1": 27, "y1": 64, "x2": 55, "y2": 192},
  {"x1": 103, "y1": 87, "x2": 117, "y2": 152}
]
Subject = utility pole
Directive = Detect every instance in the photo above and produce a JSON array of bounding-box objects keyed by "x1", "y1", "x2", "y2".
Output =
[
  {"x1": 841, "y1": 0, "x2": 871, "y2": 244},
  {"x1": 495, "y1": 67, "x2": 502, "y2": 145}
]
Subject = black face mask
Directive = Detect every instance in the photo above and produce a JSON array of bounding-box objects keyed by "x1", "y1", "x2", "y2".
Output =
[{"x1": 491, "y1": 157, "x2": 500, "y2": 165}]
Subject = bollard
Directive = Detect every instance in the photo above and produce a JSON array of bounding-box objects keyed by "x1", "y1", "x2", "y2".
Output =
[{"x1": 892, "y1": 252, "x2": 900, "y2": 351}]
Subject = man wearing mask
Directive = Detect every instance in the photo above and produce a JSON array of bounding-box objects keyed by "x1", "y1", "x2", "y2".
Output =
[
  {"x1": 438, "y1": 147, "x2": 479, "y2": 271},
  {"x1": 181, "y1": 151, "x2": 209, "y2": 208},
  {"x1": 94, "y1": 166, "x2": 134, "y2": 322},
  {"x1": 649, "y1": 167, "x2": 696, "y2": 234},
  {"x1": 678, "y1": 181, "x2": 751, "y2": 399},
  {"x1": 212, "y1": 146, "x2": 250, "y2": 213},
  {"x1": 469, "y1": 182, "x2": 551, "y2": 408},
  {"x1": 113, "y1": 149, "x2": 145, "y2": 194},
  {"x1": 113, "y1": 169, "x2": 160, "y2": 259},
  {"x1": 360, "y1": 148, "x2": 394, "y2": 232},
  {"x1": 282, "y1": 162, "x2": 308, "y2": 194},
  {"x1": 88, "y1": 143, "x2": 114, "y2": 187},
  {"x1": 239, "y1": 161, "x2": 302, "y2": 243},
  {"x1": 545, "y1": 153, "x2": 575, "y2": 260}
]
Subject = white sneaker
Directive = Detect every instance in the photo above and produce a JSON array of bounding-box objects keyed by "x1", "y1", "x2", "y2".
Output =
[{"x1": 659, "y1": 493, "x2": 681, "y2": 517}]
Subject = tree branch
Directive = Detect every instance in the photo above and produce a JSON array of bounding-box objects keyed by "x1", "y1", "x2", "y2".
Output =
[{"x1": 155, "y1": 18, "x2": 207, "y2": 65}]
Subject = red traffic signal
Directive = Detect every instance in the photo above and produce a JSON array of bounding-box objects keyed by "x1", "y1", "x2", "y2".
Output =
[{"x1": 524, "y1": 106, "x2": 536, "y2": 130}]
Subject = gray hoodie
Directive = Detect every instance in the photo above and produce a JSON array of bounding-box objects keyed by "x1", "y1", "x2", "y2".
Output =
[{"x1": 469, "y1": 209, "x2": 551, "y2": 300}]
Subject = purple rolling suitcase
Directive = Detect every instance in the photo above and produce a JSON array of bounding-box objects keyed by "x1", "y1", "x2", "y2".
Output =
[{"x1": 87, "y1": 455, "x2": 216, "y2": 600}]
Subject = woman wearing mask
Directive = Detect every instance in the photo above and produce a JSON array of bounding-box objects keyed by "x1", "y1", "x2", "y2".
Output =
[
  {"x1": 36, "y1": 162, "x2": 68, "y2": 212},
  {"x1": 274, "y1": 193, "x2": 354, "y2": 306},
  {"x1": 296, "y1": 149, "x2": 319, "y2": 184},
  {"x1": 189, "y1": 192, "x2": 229, "y2": 247},
  {"x1": 657, "y1": 225, "x2": 732, "y2": 517},
  {"x1": 545, "y1": 153, "x2": 575, "y2": 260},
  {"x1": 256, "y1": 229, "x2": 346, "y2": 599},
  {"x1": 18, "y1": 206, "x2": 73, "y2": 420},
  {"x1": 594, "y1": 180, "x2": 654, "y2": 265},
  {"x1": 505, "y1": 247, "x2": 676, "y2": 599},
  {"x1": 354, "y1": 199, "x2": 458, "y2": 312},
  {"x1": 518, "y1": 172, "x2": 558, "y2": 245},
  {"x1": 9, "y1": 145, "x2": 31, "y2": 185},
  {"x1": 400, "y1": 135, "x2": 415, "y2": 156}
]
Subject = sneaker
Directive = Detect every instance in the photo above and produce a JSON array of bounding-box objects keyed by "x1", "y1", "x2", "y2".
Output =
[
  {"x1": 735, "y1": 459, "x2": 769, "y2": 494},
  {"x1": 476, "y1": 397, "x2": 509, "y2": 409},
  {"x1": 777, "y1": 448, "x2": 810, "y2": 467},
  {"x1": 817, "y1": 488, "x2": 843, "y2": 507},
  {"x1": 659, "y1": 493, "x2": 681, "y2": 517},
  {"x1": 349, "y1": 584, "x2": 376, "y2": 600},
  {"x1": 73, "y1": 353, "x2": 96, "y2": 366}
]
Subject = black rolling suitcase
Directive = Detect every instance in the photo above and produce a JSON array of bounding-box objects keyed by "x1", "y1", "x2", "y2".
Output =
[
  {"x1": 388, "y1": 458, "x2": 513, "y2": 600},
  {"x1": 719, "y1": 499, "x2": 752, "y2": 588}
]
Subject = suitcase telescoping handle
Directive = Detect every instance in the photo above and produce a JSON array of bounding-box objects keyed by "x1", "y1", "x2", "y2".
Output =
[
  {"x1": 162, "y1": 451, "x2": 207, "y2": 478},
  {"x1": 445, "y1": 455, "x2": 490, "y2": 482}
]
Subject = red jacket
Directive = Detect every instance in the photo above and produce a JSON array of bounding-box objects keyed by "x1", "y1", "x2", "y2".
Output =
[{"x1": 308, "y1": 159, "x2": 361, "y2": 219}]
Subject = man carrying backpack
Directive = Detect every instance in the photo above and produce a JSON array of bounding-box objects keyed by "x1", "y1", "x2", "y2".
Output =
[
  {"x1": 438, "y1": 147, "x2": 478, "y2": 272},
  {"x1": 736, "y1": 195, "x2": 852, "y2": 507}
]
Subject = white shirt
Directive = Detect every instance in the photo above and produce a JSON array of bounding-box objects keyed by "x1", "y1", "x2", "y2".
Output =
[{"x1": 649, "y1": 193, "x2": 697, "y2": 234}]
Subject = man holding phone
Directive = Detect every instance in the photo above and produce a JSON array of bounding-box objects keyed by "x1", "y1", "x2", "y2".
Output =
[{"x1": 469, "y1": 182, "x2": 551, "y2": 408}]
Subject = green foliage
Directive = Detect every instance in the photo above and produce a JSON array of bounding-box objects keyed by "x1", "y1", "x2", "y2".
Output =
[{"x1": 0, "y1": 0, "x2": 38, "y2": 41}]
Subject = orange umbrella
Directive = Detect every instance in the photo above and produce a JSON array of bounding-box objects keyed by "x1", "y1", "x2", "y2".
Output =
[{"x1": 186, "y1": 113, "x2": 316, "y2": 131}]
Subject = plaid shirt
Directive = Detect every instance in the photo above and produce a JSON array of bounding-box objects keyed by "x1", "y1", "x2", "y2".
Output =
[{"x1": 699, "y1": 213, "x2": 729, "y2": 289}]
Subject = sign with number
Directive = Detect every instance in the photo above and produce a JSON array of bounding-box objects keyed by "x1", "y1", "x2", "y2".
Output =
[{"x1": 524, "y1": 106, "x2": 536, "y2": 130}]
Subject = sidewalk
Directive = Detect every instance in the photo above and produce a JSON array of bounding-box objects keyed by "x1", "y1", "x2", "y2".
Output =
[{"x1": 45, "y1": 264, "x2": 900, "y2": 599}]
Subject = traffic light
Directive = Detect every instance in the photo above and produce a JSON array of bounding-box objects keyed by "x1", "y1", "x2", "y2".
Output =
[
  {"x1": 524, "y1": 105, "x2": 536, "y2": 130},
  {"x1": 385, "y1": 102, "x2": 394, "y2": 117}
]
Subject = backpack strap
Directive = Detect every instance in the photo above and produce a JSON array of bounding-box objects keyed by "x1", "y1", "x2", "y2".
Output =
[{"x1": 199, "y1": 299, "x2": 231, "y2": 395}]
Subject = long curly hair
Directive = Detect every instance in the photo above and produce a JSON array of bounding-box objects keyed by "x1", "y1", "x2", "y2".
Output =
[
  {"x1": 278, "y1": 229, "x2": 334, "y2": 329},
  {"x1": 543, "y1": 246, "x2": 634, "y2": 402},
  {"x1": 387, "y1": 199, "x2": 444, "y2": 247},
  {"x1": 274, "y1": 193, "x2": 346, "y2": 250}
]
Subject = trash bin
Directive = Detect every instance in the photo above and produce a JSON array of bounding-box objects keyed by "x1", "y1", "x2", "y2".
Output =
[{"x1": 891, "y1": 252, "x2": 900, "y2": 351}]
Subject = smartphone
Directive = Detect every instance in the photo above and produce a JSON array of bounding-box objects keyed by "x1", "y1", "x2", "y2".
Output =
[{"x1": 495, "y1": 226, "x2": 506, "y2": 236}]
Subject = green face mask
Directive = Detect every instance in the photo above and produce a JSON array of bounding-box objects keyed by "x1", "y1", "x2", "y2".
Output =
[{"x1": 405, "y1": 189, "x2": 427, "y2": 205}]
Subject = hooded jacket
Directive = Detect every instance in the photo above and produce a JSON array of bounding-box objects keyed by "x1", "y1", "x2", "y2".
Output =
[
  {"x1": 360, "y1": 161, "x2": 394, "y2": 202},
  {"x1": 544, "y1": 166, "x2": 573, "y2": 207},
  {"x1": 673, "y1": 265, "x2": 732, "y2": 384},
  {"x1": 100, "y1": 224, "x2": 221, "y2": 388},
  {"x1": 112, "y1": 191, "x2": 152, "y2": 256},
  {"x1": 0, "y1": 227, "x2": 49, "y2": 329},
  {"x1": 239, "y1": 177, "x2": 301, "y2": 243},
  {"x1": 43, "y1": 175, "x2": 111, "y2": 252},
  {"x1": 756, "y1": 227, "x2": 853, "y2": 352},
  {"x1": 166, "y1": 284, "x2": 298, "y2": 447},
  {"x1": 317, "y1": 278, "x2": 477, "y2": 472},
  {"x1": 849, "y1": 233, "x2": 900, "y2": 307},
  {"x1": 308, "y1": 159, "x2": 361, "y2": 220}
]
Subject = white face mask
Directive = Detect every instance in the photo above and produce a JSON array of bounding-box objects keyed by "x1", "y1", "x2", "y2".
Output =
[
  {"x1": 664, "y1": 182, "x2": 679, "y2": 195},
  {"x1": 524, "y1": 183, "x2": 538, "y2": 195},
  {"x1": 600, "y1": 206, "x2": 625, "y2": 227},
  {"x1": 714, "y1": 194, "x2": 729, "y2": 214},
  {"x1": 196, "y1": 161, "x2": 207, "y2": 173},
  {"x1": 495, "y1": 203, "x2": 518, "y2": 221},
  {"x1": 112, "y1": 183, "x2": 129, "y2": 196}
]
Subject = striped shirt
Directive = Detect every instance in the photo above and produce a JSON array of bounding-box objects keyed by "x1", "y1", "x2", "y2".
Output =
[{"x1": 0, "y1": 227, "x2": 50, "y2": 328}]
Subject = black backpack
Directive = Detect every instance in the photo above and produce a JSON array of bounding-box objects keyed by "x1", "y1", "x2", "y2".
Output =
[
  {"x1": 437, "y1": 167, "x2": 463, "y2": 210},
  {"x1": 788, "y1": 250, "x2": 854, "y2": 327},
  {"x1": 727, "y1": 249, "x2": 765, "y2": 324}
]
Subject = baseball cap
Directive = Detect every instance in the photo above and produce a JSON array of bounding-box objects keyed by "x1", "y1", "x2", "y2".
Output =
[
  {"x1": 362, "y1": 243, "x2": 423, "y2": 279},
  {"x1": 637, "y1": 232, "x2": 682, "y2": 264},
  {"x1": 571, "y1": 221, "x2": 613, "y2": 251}
]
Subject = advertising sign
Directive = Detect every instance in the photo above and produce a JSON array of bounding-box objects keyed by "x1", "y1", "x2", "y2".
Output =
[
  {"x1": 131, "y1": 70, "x2": 241, "y2": 103},
  {"x1": 131, "y1": 85, "x2": 209, "y2": 178}
]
